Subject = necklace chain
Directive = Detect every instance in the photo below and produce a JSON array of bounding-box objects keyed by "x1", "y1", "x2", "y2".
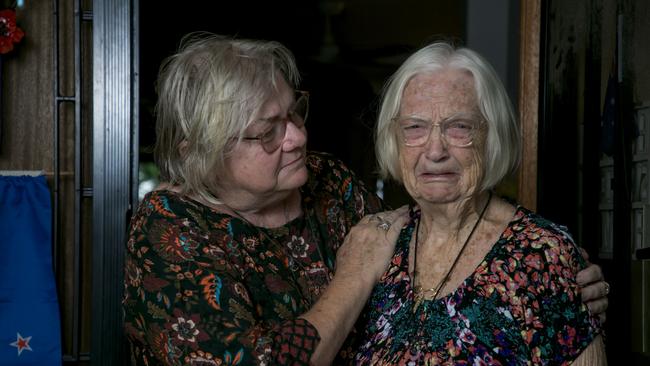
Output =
[{"x1": 412, "y1": 192, "x2": 492, "y2": 312}]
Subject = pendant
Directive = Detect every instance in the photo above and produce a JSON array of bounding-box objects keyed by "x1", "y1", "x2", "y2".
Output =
[
  {"x1": 412, "y1": 296, "x2": 422, "y2": 313},
  {"x1": 412, "y1": 287, "x2": 439, "y2": 313}
]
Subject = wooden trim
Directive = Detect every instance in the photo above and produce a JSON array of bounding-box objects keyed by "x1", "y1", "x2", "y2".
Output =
[{"x1": 517, "y1": 0, "x2": 541, "y2": 211}]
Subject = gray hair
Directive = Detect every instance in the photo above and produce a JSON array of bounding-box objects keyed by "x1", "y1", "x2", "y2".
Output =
[
  {"x1": 153, "y1": 33, "x2": 300, "y2": 204},
  {"x1": 375, "y1": 42, "x2": 520, "y2": 192}
]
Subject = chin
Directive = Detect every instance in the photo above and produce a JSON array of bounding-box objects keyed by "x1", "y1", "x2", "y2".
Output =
[
  {"x1": 280, "y1": 165, "x2": 309, "y2": 191},
  {"x1": 411, "y1": 186, "x2": 463, "y2": 205}
]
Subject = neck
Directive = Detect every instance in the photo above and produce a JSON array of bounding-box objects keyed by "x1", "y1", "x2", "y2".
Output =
[
  {"x1": 218, "y1": 189, "x2": 302, "y2": 228},
  {"x1": 157, "y1": 182, "x2": 303, "y2": 228},
  {"x1": 417, "y1": 191, "x2": 491, "y2": 243}
]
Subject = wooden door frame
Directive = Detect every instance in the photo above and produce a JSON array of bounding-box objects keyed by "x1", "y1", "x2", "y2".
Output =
[{"x1": 517, "y1": 0, "x2": 541, "y2": 210}]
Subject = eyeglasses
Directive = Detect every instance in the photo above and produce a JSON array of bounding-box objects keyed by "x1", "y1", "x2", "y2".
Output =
[
  {"x1": 242, "y1": 90, "x2": 309, "y2": 153},
  {"x1": 392, "y1": 112, "x2": 483, "y2": 147}
]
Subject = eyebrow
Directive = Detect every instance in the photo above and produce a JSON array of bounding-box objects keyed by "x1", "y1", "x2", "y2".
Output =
[
  {"x1": 256, "y1": 98, "x2": 298, "y2": 123},
  {"x1": 400, "y1": 111, "x2": 478, "y2": 121},
  {"x1": 255, "y1": 115, "x2": 285, "y2": 124}
]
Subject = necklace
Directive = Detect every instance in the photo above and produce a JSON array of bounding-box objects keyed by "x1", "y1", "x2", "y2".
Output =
[{"x1": 412, "y1": 191, "x2": 492, "y2": 312}]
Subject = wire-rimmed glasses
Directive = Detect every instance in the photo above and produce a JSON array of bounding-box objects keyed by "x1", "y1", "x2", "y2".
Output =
[
  {"x1": 393, "y1": 112, "x2": 483, "y2": 147},
  {"x1": 243, "y1": 90, "x2": 309, "y2": 153}
]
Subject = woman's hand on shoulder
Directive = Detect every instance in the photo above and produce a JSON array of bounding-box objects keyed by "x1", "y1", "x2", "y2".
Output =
[
  {"x1": 335, "y1": 205, "x2": 410, "y2": 285},
  {"x1": 576, "y1": 248, "x2": 609, "y2": 323}
]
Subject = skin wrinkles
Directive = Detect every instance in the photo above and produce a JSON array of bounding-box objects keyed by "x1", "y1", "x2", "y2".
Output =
[
  {"x1": 398, "y1": 68, "x2": 484, "y2": 211},
  {"x1": 399, "y1": 68, "x2": 502, "y2": 300}
]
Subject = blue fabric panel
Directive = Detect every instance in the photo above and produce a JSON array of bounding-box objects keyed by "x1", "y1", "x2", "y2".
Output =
[{"x1": 0, "y1": 175, "x2": 62, "y2": 365}]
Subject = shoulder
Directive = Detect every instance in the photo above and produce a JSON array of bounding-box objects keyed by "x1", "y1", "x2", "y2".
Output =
[
  {"x1": 135, "y1": 189, "x2": 199, "y2": 219},
  {"x1": 130, "y1": 190, "x2": 214, "y2": 234},
  {"x1": 503, "y1": 206, "x2": 586, "y2": 275},
  {"x1": 304, "y1": 151, "x2": 364, "y2": 201},
  {"x1": 128, "y1": 190, "x2": 240, "y2": 263},
  {"x1": 303, "y1": 151, "x2": 384, "y2": 228},
  {"x1": 511, "y1": 207, "x2": 576, "y2": 246},
  {"x1": 305, "y1": 151, "x2": 354, "y2": 183}
]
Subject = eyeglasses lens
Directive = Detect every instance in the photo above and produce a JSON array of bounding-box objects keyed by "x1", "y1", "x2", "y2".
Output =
[
  {"x1": 398, "y1": 115, "x2": 478, "y2": 147},
  {"x1": 261, "y1": 93, "x2": 309, "y2": 153}
]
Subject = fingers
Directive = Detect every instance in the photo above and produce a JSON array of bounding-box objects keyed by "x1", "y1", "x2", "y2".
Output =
[
  {"x1": 342, "y1": 206, "x2": 410, "y2": 282},
  {"x1": 576, "y1": 262, "x2": 604, "y2": 286},
  {"x1": 575, "y1": 255, "x2": 609, "y2": 324},
  {"x1": 581, "y1": 280, "x2": 610, "y2": 302},
  {"x1": 361, "y1": 206, "x2": 410, "y2": 233},
  {"x1": 585, "y1": 297, "x2": 609, "y2": 320},
  {"x1": 381, "y1": 205, "x2": 409, "y2": 227}
]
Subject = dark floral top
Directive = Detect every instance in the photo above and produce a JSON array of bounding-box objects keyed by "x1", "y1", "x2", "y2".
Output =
[
  {"x1": 352, "y1": 206, "x2": 601, "y2": 365},
  {"x1": 123, "y1": 152, "x2": 383, "y2": 366}
]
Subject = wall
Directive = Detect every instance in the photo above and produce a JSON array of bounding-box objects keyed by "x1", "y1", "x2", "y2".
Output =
[
  {"x1": 542, "y1": 0, "x2": 650, "y2": 362},
  {"x1": 0, "y1": 0, "x2": 93, "y2": 363}
]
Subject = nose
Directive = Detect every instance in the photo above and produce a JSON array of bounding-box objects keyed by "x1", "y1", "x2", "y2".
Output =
[
  {"x1": 423, "y1": 125, "x2": 449, "y2": 161},
  {"x1": 282, "y1": 120, "x2": 307, "y2": 151}
]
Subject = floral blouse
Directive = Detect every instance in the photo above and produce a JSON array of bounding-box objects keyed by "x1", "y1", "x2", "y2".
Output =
[
  {"x1": 122, "y1": 152, "x2": 383, "y2": 366},
  {"x1": 352, "y1": 206, "x2": 601, "y2": 365}
]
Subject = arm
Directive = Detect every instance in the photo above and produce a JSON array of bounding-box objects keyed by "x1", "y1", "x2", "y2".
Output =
[
  {"x1": 573, "y1": 335, "x2": 608, "y2": 366},
  {"x1": 521, "y1": 221, "x2": 605, "y2": 364},
  {"x1": 302, "y1": 206, "x2": 410, "y2": 365}
]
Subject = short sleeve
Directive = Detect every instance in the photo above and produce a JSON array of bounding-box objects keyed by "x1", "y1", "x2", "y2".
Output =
[{"x1": 518, "y1": 216, "x2": 602, "y2": 364}]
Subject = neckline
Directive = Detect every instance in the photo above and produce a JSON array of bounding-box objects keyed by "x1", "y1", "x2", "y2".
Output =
[
  {"x1": 148, "y1": 188, "x2": 329, "y2": 305},
  {"x1": 412, "y1": 192, "x2": 492, "y2": 309},
  {"x1": 151, "y1": 188, "x2": 307, "y2": 229},
  {"x1": 401, "y1": 204, "x2": 525, "y2": 306}
]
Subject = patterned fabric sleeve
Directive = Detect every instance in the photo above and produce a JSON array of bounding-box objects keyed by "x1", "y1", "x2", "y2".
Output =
[
  {"x1": 304, "y1": 152, "x2": 385, "y2": 249},
  {"x1": 123, "y1": 194, "x2": 319, "y2": 366},
  {"x1": 517, "y1": 213, "x2": 602, "y2": 364}
]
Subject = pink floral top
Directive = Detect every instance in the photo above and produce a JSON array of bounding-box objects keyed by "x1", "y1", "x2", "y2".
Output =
[{"x1": 352, "y1": 206, "x2": 601, "y2": 365}]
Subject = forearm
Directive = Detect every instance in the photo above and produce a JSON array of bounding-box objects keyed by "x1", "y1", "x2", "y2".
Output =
[
  {"x1": 301, "y1": 273, "x2": 375, "y2": 365},
  {"x1": 573, "y1": 335, "x2": 607, "y2": 366}
]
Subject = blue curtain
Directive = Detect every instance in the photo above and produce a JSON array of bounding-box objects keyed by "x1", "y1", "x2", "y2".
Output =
[{"x1": 0, "y1": 175, "x2": 61, "y2": 365}]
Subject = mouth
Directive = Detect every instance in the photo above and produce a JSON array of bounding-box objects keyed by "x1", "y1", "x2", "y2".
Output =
[
  {"x1": 419, "y1": 171, "x2": 459, "y2": 181},
  {"x1": 283, "y1": 155, "x2": 305, "y2": 169}
]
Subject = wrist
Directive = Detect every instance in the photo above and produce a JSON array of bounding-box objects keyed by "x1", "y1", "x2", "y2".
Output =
[{"x1": 332, "y1": 266, "x2": 377, "y2": 293}]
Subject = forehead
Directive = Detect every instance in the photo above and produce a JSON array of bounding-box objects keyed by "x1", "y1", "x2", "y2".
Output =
[
  {"x1": 251, "y1": 78, "x2": 294, "y2": 121},
  {"x1": 400, "y1": 68, "x2": 477, "y2": 116}
]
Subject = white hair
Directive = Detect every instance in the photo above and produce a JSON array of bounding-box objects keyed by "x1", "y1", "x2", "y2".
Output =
[{"x1": 375, "y1": 42, "x2": 520, "y2": 192}]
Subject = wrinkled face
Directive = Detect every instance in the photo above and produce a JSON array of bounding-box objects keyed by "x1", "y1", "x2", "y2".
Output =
[
  {"x1": 397, "y1": 68, "x2": 484, "y2": 205},
  {"x1": 219, "y1": 77, "x2": 308, "y2": 199}
]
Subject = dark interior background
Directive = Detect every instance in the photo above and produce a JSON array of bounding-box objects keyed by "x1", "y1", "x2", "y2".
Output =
[{"x1": 139, "y1": 0, "x2": 470, "y2": 208}]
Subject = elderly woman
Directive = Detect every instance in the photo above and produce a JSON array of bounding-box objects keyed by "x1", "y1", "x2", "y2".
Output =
[
  {"x1": 353, "y1": 42, "x2": 606, "y2": 364},
  {"x1": 123, "y1": 34, "x2": 607, "y2": 366},
  {"x1": 123, "y1": 33, "x2": 409, "y2": 366}
]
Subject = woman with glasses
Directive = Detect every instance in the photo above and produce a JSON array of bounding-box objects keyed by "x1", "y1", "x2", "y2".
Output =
[
  {"x1": 123, "y1": 32, "x2": 410, "y2": 366},
  {"x1": 122, "y1": 34, "x2": 608, "y2": 366},
  {"x1": 352, "y1": 42, "x2": 606, "y2": 365}
]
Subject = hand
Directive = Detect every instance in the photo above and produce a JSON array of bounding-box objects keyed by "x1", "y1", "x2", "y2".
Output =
[
  {"x1": 335, "y1": 206, "x2": 410, "y2": 285},
  {"x1": 302, "y1": 206, "x2": 410, "y2": 365},
  {"x1": 576, "y1": 248, "x2": 609, "y2": 323}
]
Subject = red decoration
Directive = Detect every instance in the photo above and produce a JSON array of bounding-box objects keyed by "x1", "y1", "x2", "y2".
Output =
[{"x1": 0, "y1": 8, "x2": 24, "y2": 55}]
